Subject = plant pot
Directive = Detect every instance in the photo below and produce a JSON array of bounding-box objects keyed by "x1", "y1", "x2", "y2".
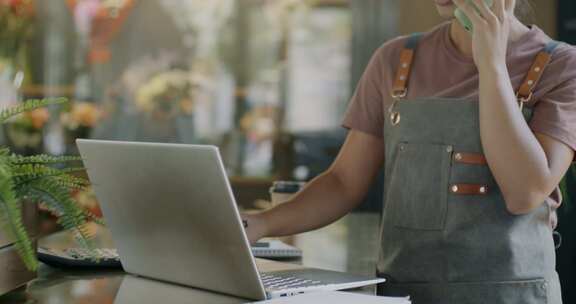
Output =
[{"x1": 0, "y1": 201, "x2": 37, "y2": 296}]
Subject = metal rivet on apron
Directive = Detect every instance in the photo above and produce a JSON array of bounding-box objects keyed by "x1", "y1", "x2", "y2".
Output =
[
  {"x1": 527, "y1": 80, "x2": 534, "y2": 86},
  {"x1": 446, "y1": 146, "x2": 453, "y2": 153},
  {"x1": 479, "y1": 186, "x2": 487, "y2": 194},
  {"x1": 402, "y1": 63, "x2": 408, "y2": 68},
  {"x1": 534, "y1": 67, "x2": 541, "y2": 72},
  {"x1": 454, "y1": 153, "x2": 462, "y2": 160},
  {"x1": 451, "y1": 185, "x2": 459, "y2": 193},
  {"x1": 540, "y1": 282, "x2": 547, "y2": 290}
]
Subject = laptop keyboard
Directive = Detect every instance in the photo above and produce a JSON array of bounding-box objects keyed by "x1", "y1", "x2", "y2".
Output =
[
  {"x1": 260, "y1": 273, "x2": 326, "y2": 290},
  {"x1": 65, "y1": 248, "x2": 119, "y2": 260}
]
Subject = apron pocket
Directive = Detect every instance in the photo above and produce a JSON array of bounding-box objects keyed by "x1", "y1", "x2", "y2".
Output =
[{"x1": 385, "y1": 142, "x2": 451, "y2": 230}]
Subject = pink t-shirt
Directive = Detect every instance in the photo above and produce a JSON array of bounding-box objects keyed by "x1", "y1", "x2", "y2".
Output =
[{"x1": 342, "y1": 22, "x2": 576, "y2": 212}]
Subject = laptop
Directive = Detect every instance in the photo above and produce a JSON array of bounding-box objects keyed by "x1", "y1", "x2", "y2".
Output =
[{"x1": 76, "y1": 139, "x2": 385, "y2": 300}]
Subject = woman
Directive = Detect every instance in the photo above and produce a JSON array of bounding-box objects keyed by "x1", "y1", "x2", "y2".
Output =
[{"x1": 244, "y1": 0, "x2": 576, "y2": 303}]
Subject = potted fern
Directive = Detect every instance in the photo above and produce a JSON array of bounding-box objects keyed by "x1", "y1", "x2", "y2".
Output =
[{"x1": 0, "y1": 97, "x2": 97, "y2": 296}]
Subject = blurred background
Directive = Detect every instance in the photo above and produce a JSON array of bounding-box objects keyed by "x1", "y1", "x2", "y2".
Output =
[{"x1": 0, "y1": 0, "x2": 574, "y2": 301}]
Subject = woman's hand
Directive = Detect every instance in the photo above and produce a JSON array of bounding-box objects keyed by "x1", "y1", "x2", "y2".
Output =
[
  {"x1": 242, "y1": 213, "x2": 269, "y2": 245},
  {"x1": 453, "y1": 0, "x2": 515, "y2": 71}
]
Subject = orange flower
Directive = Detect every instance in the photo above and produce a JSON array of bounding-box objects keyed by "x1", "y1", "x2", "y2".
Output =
[
  {"x1": 25, "y1": 108, "x2": 49, "y2": 129},
  {"x1": 71, "y1": 102, "x2": 102, "y2": 127}
]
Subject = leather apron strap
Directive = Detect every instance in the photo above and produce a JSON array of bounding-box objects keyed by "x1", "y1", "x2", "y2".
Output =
[
  {"x1": 389, "y1": 34, "x2": 423, "y2": 125},
  {"x1": 392, "y1": 38, "x2": 561, "y2": 108},
  {"x1": 391, "y1": 33, "x2": 423, "y2": 99},
  {"x1": 517, "y1": 41, "x2": 561, "y2": 107}
]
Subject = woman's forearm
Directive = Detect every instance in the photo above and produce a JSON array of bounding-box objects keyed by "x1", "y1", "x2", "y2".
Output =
[
  {"x1": 246, "y1": 130, "x2": 385, "y2": 240},
  {"x1": 259, "y1": 170, "x2": 364, "y2": 238},
  {"x1": 478, "y1": 66, "x2": 553, "y2": 214}
]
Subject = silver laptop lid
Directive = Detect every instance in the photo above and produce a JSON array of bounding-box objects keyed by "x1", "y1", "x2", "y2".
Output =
[{"x1": 77, "y1": 139, "x2": 267, "y2": 300}]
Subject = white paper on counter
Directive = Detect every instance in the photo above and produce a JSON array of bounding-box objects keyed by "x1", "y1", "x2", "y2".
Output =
[{"x1": 251, "y1": 291, "x2": 411, "y2": 304}]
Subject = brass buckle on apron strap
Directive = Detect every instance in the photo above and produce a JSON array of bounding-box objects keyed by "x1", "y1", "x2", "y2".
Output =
[
  {"x1": 391, "y1": 88, "x2": 408, "y2": 100},
  {"x1": 517, "y1": 91, "x2": 533, "y2": 111},
  {"x1": 389, "y1": 89, "x2": 407, "y2": 126}
]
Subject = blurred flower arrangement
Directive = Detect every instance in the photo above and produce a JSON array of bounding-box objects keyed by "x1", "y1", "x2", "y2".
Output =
[
  {"x1": 0, "y1": 0, "x2": 35, "y2": 112},
  {"x1": 114, "y1": 51, "x2": 221, "y2": 142},
  {"x1": 159, "y1": 0, "x2": 233, "y2": 53},
  {"x1": 240, "y1": 105, "x2": 277, "y2": 144},
  {"x1": 263, "y1": 0, "x2": 315, "y2": 21},
  {"x1": 61, "y1": 102, "x2": 103, "y2": 149},
  {"x1": 61, "y1": 102, "x2": 103, "y2": 133},
  {"x1": 67, "y1": 0, "x2": 135, "y2": 64},
  {"x1": 4, "y1": 107, "x2": 49, "y2": 154},
  {"x1": 240, "y1": 104, "x2": 279, "y2": 176},
  {"x1": 0, "y1": 0, "x2": 35, "y2": 58},
  {"x1": 135, "y1": 70, "x2": 204, "y2": 120}
]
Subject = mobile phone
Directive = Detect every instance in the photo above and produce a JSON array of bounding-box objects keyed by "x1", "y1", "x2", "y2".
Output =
[{"x1": 454, "y1": 0, "x2": 494, "y2": 32}]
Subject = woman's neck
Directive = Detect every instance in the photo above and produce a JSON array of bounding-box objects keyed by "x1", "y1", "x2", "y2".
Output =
[{"x1": 449, "y1": 17, "x2": 531, "y2": 58}]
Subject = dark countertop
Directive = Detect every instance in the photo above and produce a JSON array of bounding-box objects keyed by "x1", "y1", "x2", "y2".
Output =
[{"x1": 0, "y1": 213, "x2": 381, "y2": 304}]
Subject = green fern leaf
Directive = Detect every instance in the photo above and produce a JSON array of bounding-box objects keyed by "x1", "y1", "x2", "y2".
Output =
[
  {"x1": 0, "y1": 155, "x2": 37, "y2": 270},
  {"x1": 11, "y1": 163, "x2": 85, "y2": 178},
  {"x1": 11, "y1": 164, "x2": 87, "y2": 192},
  {"x1": 22, "y1": 178, "x2": 94, "y2": 251},
  {"x1": 9, "y1": 154, "x2": 83, "y2": 165},
  {"x1": 0, "y1": 97, "x2": 68, "y2": 123},
  {"x1": 52, "y1": 175, "x2": 90, "y2": 191},
  {"x1": 0, "y1": 148, "x2": 10, "y2": 156},
  {"x1": 82, "y1": 209, "x2": 105, "y2": 226},
  {"x1": 12, "y1": 164, "x2": 95, "y2": 225}
]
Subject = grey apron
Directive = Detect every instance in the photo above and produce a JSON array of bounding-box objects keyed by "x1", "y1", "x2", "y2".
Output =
[{"x1": 376, "y1": 34, "x2": 563, "y2": 304}]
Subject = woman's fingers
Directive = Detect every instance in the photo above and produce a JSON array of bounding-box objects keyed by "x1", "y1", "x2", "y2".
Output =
[
  {"x1": 494, "y1": 0, "x2": 506, "y2": 21},
  {"x1": 454, "y1": 0, "x2": 488, "y2": 28},
  {"x1": 473, "y1": 0, "x2": 499, "y2": 25}
]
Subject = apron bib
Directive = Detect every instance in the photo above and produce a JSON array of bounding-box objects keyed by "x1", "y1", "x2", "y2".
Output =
[{"x1": 376, "y1": 34, "x2": 563, "y2": 304}]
